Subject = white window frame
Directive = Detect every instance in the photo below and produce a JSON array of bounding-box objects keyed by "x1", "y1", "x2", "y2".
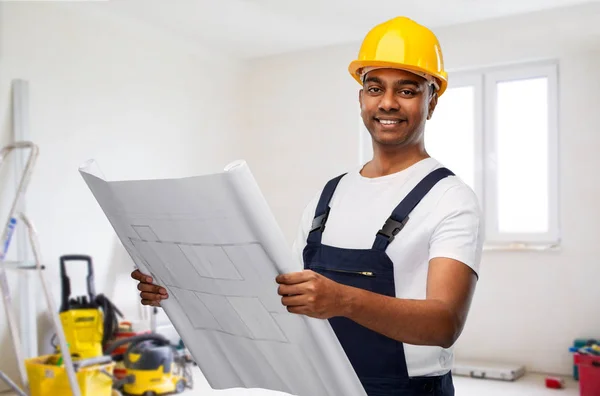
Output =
[
  {"x1": 358, "y1": 60, "x2": 560, "y2": 250},
  {"x1": 439, "y1": 73, "x2": 485, "y2": 210},
  {"x1": 481, "y1": 61, "x2": 560, "y2": 249}
]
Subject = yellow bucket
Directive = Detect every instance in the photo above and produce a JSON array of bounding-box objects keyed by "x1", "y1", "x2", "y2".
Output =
[{"x1": 25, "y1": 354, "x2": 115, "y2": 396}]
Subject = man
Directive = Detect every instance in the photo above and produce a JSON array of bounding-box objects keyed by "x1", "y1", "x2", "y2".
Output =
[{"x1": 132, "y1": 16, "x2": 483, "y2": 396}]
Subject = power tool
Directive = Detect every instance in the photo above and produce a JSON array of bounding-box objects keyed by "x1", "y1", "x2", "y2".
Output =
[
  {"x1": 105, "y1": 333, "x2": 193, "y2": 396},
  {"x1": 57, "y1": 254, "x2": 122, "y2": 359}
]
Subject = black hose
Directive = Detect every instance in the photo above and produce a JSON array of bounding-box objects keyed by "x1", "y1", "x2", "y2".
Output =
[
  {"x1": 104, "y1": 333, "x2": 170, "y2": 356},
  {"x1": 95, "y1": 293, "x2": 123, "y2": 348}
]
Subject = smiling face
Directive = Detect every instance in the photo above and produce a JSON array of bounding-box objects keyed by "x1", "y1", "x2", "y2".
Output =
[{"x1": 359, "y1": 68, "x2": 438, "y2": 149}]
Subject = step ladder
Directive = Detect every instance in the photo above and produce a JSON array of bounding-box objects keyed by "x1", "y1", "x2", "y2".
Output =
[{"x1": 0, "y1": 141, "x2": 81, "y2": 396}]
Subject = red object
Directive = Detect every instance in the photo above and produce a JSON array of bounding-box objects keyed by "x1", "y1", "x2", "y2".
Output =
[
  {"x1": 574, "y1": 353, "x2": 600, "y2": 396},
  {"x1": 107, "y1": 321, "x2": 150, "y2": 356},
  {"x1": 545, "y1": 376, "x2": 564, "y2": 389},
  {"x1": 113, "y1": 364, "x2": 127, "y2": 380}
]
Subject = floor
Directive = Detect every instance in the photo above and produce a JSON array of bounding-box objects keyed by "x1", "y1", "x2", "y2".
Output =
[
  {"x1": 187, "y1": 366, "x2": 581, "y2": 395},
  {"x1": 0, "y1": 365, "x2": 581, "y2": 395}
]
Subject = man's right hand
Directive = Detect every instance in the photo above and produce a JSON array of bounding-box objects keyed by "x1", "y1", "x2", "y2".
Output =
[{"x1": 131, "y1": 269, "x2": 168, "y2": 306}]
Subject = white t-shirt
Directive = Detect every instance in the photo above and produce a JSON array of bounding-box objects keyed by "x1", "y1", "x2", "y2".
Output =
[{"x1": 290, "y1": 157, "x2": 484, "y2": 377}]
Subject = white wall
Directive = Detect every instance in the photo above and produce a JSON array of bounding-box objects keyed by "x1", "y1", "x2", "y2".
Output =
[
  {"x1": 0, "y1": 2, "x2": 243, "y2": 389},
  {"x1": 241, "y1": 3, "x2": 600, "y2": 375},
  {"x1": 1, "y1": 1, "x2": 599, "y2": 389}
]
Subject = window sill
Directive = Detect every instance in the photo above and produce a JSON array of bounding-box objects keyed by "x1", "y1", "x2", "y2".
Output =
[{"x1": 483, "y1": 242, "x2": 561, "y2": 252}]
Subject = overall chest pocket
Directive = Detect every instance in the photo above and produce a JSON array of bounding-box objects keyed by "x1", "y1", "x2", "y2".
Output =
[
  {"x1": 304, "y1": 243, "x2": 396, "y2": 296},
  {"x1": 309, "y1": 263, "x2": 395, "y2": 297},
  {"x1": 311, "y1": 265, "x2": 375, "y2": 278}
]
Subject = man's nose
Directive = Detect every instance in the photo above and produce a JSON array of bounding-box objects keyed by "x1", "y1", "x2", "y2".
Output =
[{"x1": 378, "y1": 91, "x2": 399, "y2": 112}]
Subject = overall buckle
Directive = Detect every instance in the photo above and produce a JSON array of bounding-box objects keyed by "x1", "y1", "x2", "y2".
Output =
[
  {"x1": 377, "y1": 217, "x2": 408, "y2": 243},
  {"x1": 310, "y1": 207, "x2": 330, "y2": 233}
]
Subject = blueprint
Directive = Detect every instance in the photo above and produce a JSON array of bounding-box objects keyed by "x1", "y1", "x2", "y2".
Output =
[{"x1": 79, "y1": 159, "x2": 367, "y2": 396}]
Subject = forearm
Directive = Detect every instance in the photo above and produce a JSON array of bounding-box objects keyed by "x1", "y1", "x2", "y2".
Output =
[{"x1": 340, "y1": 285, "x2": 461, "y2": 348}]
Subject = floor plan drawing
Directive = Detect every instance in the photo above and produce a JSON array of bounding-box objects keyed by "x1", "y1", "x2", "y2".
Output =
[
  {"x1": 128, "y1": 226, "x2": 289, "y2": 343},
  {"x1": 79, "y1": 159, "x2": 367, "y2": 396}
]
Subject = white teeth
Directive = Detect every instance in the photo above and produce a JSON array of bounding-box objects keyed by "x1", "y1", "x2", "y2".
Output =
[{"x1": 379, "y1": 119, "x2": 400, "y2": 125}]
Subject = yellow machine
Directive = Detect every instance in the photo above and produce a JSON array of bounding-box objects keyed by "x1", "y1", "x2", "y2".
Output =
[
  {"x1": 105, "y1": 334, "x2": 193, "y2": 396},
  {"x1": 58, "y1": 255, "x2": 122, "y2": 360},
  {"x1": 59, "y1": 307, "x2": 104, "y2": 359}
]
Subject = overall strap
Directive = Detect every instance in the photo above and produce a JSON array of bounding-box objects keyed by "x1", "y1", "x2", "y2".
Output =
[
  {"x1": 372, "y1": 167, "x2": 455, "y2": 251},
  {"x1": 307, "y1": 173, "x2": 346, "y2": 245}
]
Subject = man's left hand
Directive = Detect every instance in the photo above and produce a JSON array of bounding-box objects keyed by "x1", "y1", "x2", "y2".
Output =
[{"x1": 276, "y1": 270, "x2": 346, "y2": 319}]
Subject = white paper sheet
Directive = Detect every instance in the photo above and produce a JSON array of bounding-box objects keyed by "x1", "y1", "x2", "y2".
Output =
[{"x1": 79, "y1": 159, "x2": 367, "y2": 396}]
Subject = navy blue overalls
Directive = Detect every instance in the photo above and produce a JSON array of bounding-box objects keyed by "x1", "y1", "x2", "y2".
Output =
[{"x1": 303, "y1": 167, "x2": 456, "y2": 396}]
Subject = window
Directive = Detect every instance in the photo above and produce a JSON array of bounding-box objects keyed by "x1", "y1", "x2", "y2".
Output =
[{"x1": 358, "y1": 61, "x2": 560, "y2": 249}]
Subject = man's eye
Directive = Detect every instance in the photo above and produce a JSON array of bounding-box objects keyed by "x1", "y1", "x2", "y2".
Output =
[
  {"x1": 368, "y1": 87, "x2": 382, "y2": 93},
  {"x1": 399, "y1": 90, "x2": 415, "y2": 96}
]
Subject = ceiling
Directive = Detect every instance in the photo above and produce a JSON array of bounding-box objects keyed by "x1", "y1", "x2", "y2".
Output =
[{"x1": 77, "y1": 0, "x2": 598, "y2": 59}]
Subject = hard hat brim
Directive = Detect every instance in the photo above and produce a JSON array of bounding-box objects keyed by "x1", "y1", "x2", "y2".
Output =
[{"x1": 348, "y1": 60, "x2": 448, "y2": 97}]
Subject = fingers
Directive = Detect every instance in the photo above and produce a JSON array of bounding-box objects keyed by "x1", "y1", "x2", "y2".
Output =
[
  {"x1": 137, "y1": 282, "x2": 167, "y2": 296},
  {"x1": 131, "y1": 269, "x2": 153, "y2": 284},
  {"x1": 277, "y1": 283, "x2": 304, "y2": 296},
  {"x1": 140, "y1": 291, "x2": 165, "y2": 301},
  {"x1": 132, "y1": 269, "x2": 168, "y2": 307},
  {"x1": 281, "y1": 295, "x2": 307, "y2": 307},
  {"x1": 276, "y1": 270, "x2": 316, "y2": 285},
  {"x1": 137, "y1": 283, "x2": 168, "y2": 302},
  {"x1": 141, "y1": 299, "x2": 161, "y2": 307}
]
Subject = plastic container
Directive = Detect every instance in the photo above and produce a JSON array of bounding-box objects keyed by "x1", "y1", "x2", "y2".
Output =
[
  {"x1": 25, "y1": 354, "x2": 115, "y2": 396},
  {"x1": 574, "y1": 353, "x2": 600, "y2": 396},
  {"x1": 573, "y1": 338, "x2": 598, "y2": 380}
]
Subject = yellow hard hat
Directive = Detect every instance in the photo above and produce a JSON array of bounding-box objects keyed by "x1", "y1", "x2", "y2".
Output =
[{"x1": 348, "y1": 16, "x2": 448, "y2": 96}]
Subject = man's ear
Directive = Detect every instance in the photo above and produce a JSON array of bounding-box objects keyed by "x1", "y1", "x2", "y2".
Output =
[
  {"x1": 427, "y1": 92, "x2": 438, "y2": 120},
  {"x1": 358, "y1": 88, "x2": 364, "y2": 109}
]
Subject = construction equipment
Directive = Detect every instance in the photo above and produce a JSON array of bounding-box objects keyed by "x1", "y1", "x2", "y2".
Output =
[
  {"x1": 105, "y1": 333, "x2": 193, "y2": 396},
  {"x1": 0, "y1": 141, "x2": 81, "y2": 396},
  {"x1": 56, "y1": 254, "x2": 124, "y2": 360},
  {"x1": 59, "y1": 255, "x2": 106, "y2": 359},
  {"x1": 109, "y1": 321, "x2": 151, "y2": 382}
]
